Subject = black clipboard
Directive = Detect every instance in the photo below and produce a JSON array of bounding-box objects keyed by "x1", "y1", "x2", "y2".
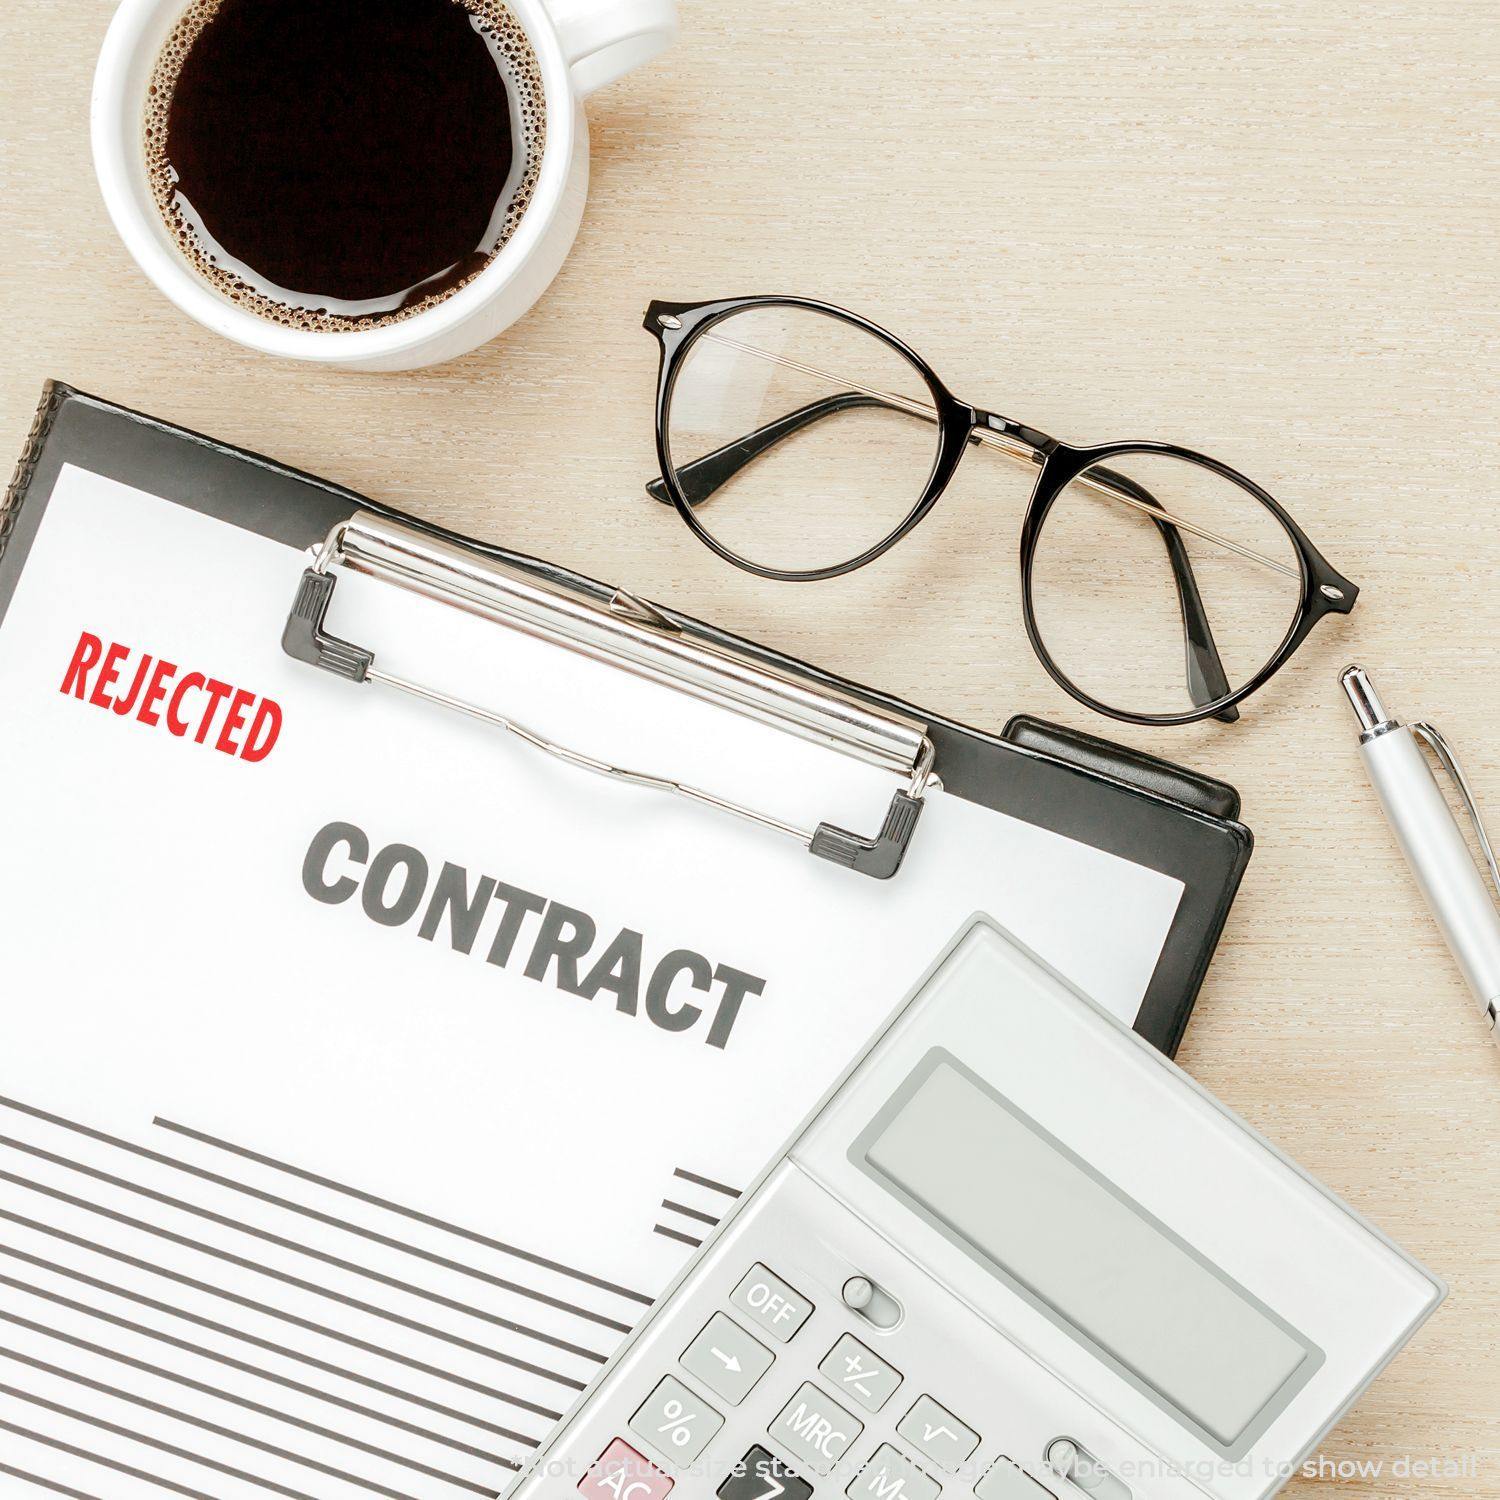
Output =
[{"x1": 1, "y1": 382, "x2": 1252, "y2": 1057}]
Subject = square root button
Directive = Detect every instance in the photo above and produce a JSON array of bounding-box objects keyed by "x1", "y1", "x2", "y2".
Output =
[
  {"x1": 578, "y1": 1440, "x2": 674, "y2": 1500},
  {"x1": 770, "y1": 1381, "x2": 863, "y2": 1475},
  {"x1": 897, "y1": 1395, "x2": 979, "y2": 1473}
]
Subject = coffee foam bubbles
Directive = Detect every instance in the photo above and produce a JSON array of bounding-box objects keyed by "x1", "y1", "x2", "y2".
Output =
[{"x1": 145, "y1": 0, "x2": 547, "y2": 331}]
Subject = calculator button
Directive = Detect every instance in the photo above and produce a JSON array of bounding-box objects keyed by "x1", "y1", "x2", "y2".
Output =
[
  {"x1": 630, "y1": 1375, "x2": 724, "y2": 1463},
  {"x1": 732, "y1": 1263, "x2": 814, "y2": 1343},
  {"x1": 896, "y1": 1396, "x2": 979, "y2": 1472},
  {"x1": 819, "y1": 1333, "x2": 902, "y2": 1413},
  {"x1": 975, "y1": 1457, "x2": 1056, "y2": 1500},
  {"x1": 847, "y1": 1444, "x2": 941, "y2": 1500},
  {"x1": 770, "y1": 1380, "x2": 864, "y2": 1475},
  {"x1": 718, "y1": 1445, "x2": 814, "y2": 1500},
  {"x1": 579, "y1": 1440, "x2": 675, "y2": 1500},
  {"x1": 681, "y1": 1313, "x2": 774, "y2": 1405}
]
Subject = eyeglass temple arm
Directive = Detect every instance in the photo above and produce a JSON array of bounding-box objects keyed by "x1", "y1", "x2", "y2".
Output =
[
  {"x1": 647, "y1": 394, "x2": 1238, "y2": 723},
  {"x1": 645, "y1": 391, "x2": 890, "y2": 507},
  {"x1": 1084, "y1": 461, "x2": 1239, "y2": 724}
]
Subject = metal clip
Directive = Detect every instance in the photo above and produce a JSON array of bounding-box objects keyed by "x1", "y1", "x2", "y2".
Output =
[
  {"x1": 609, "y1": 588, "x2": 680, "y2": 633},
  {"x1": 282, "y1": 567, "x2": 373, "y2": 682},
  {"x1": 280, "y1": 514, "x2": 934, "y2": 880},
  {"x1": 1411, "y1": 721, "x2": 1500, "y2": 900}
]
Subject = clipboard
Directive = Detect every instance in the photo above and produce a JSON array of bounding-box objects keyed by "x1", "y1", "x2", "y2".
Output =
[{"x1": 1, "y1": 381, "x2": 1250, "y2": 1056}]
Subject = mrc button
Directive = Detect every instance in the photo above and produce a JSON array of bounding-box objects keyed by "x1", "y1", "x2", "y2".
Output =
[
  {"x1": 731, "y1": 1264, "x2": 813, "y2": 1342},
  {"x1": 770, "y1": 1382, "x2": 863, "y2": 1475}
]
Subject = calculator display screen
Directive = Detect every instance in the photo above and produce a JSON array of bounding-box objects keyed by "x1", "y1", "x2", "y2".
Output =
[{"x1": 855, "y1": 1051, "x2": 1317, "y2": 1451}]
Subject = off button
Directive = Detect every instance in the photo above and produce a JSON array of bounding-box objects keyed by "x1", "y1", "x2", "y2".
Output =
[{"x1": 730, "y1": 1264, "x2": 813, "y2": 1343}]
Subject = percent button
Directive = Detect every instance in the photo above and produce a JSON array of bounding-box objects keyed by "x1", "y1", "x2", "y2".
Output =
[{"x1": 631, "y1": 1375, "x2": 725, "y2": 1464}]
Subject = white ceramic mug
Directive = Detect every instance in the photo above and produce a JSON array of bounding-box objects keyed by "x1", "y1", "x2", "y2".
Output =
[{"x1": 91, "y1": 0, "x2": 676, "y2": 370}]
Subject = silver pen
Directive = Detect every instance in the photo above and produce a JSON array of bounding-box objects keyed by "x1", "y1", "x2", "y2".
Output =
[{"x1": 1342, "y1": 665, "x2": 1500, "y2": 1045}]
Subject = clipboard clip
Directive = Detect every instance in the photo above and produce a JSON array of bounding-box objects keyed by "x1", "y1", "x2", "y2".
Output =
[{"x1": 283, "y1": 513, "x2": 936, "y2": 879}]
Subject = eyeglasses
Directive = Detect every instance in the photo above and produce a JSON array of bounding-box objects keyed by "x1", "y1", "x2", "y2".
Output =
[{"x1": 642, "y1": 295, "x2": 1359, "y2": 727}]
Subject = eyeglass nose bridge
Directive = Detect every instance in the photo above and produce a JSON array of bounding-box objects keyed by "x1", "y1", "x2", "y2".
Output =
[{"x1": 972, "y1": 409, "x2": 1059, "y2": 459}]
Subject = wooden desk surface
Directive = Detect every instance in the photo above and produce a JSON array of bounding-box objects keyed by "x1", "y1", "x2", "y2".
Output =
[{"x1": 2, "y1": 1, "x2": 1496, "y2": 1493}]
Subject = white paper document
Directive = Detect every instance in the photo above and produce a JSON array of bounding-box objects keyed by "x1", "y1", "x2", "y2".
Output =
[{"x1": 0, "y1": 465, "x2": 1183, "y2": 1499}]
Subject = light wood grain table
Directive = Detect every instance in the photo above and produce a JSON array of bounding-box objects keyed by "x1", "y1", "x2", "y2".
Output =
[{"x1": 2, "y1": 1, "x2": 1497, "y2": 1494}]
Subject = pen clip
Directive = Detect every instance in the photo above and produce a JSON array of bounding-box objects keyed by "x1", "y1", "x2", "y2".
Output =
[{"x1": 1411, "y1": 721, "x2": 1500, "y2": 902}]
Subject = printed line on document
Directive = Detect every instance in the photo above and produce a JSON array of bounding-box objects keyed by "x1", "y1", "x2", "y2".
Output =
[
  {"x1": 653, "y1": 1225, "x2": 703, "y2": 1249},
  {"x1": 0, "y1": 1097, "x2": 632, "y2": 1333},
  {"x1": 671, "y1": 1167, "x2": 742, "y2": 1198},
  {"x1": 155, "y1": 1115, "x2": 654, "y2": 1305},
  {"x1": 0, "y1": 1420, "x2": 214, "y2": 1500},
  {"x1": 0, "y1": 1135, "x2": 610, "y2": 1360},
  {"x1": 0, "y1": 1170, "x2": 588, "y2": 1391},
  {"x1": 0, "y1": 1310, "x2": 501, "y2": 1495},
  {"x1": 659, "y1": 1199, "x2": 720, "y2": 1228},
  {"x1": 0, "y1": 1460, "x2": 101, "y2": 1500},
  {"x1": 0, "y1": 1267, "x2": 512, "y2": 1464},
  {"x1": 0, "y1": 1214, "x2": 561, "y2": 1424},
  {"x1": 0, "y1": 1346, "x2": 469, "y2": 1500},
  {"x1": 0, "y1": 1387, "x2": 321, "y2": 1500}
]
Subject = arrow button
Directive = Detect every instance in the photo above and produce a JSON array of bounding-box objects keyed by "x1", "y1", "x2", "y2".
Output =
[{"x1": 681, "y1": 1312, "x2": 774, "y2": 1406}]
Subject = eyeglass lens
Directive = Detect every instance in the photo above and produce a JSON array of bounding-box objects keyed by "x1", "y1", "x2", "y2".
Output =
[
  {"x1": 664, "y1": 304, "x2": 941, "y2": 574},
  {"x1": 1030, "y1": 452, "x2": 1305, "y2": 719}
]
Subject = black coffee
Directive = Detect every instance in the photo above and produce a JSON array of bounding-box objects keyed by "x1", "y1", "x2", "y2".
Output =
[{"x1": 147, "y1": 0, "x2": 546, "y2": 329}]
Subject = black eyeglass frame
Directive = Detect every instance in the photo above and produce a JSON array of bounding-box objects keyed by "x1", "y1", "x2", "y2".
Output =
[{"x1": 644, "y1": 294, "x2": 1360, "y2": 729}]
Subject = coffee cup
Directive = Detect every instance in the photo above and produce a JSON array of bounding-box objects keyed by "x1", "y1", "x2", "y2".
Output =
[{"x1": 91, "y1": 0, "x2": 676, "y2": 371}]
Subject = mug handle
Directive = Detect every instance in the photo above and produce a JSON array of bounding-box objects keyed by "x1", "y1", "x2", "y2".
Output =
[{"x1": 545, "y1": 0, "x2": 678, "y2": 97}]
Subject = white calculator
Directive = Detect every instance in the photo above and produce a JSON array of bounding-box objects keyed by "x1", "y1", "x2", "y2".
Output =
[{"x1": 507, "y1": 917, "x2": 1443, "y2": 1500}]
